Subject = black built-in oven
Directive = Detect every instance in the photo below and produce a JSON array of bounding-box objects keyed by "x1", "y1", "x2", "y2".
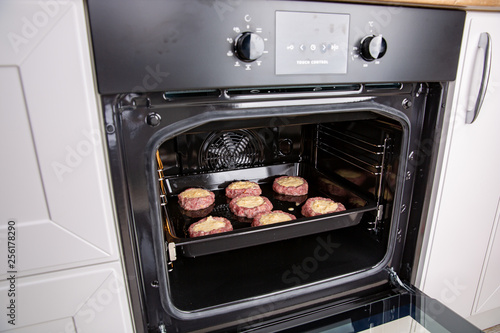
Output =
[{"x1": 86, "y1": 1, "x2": 480, "y2": 332}]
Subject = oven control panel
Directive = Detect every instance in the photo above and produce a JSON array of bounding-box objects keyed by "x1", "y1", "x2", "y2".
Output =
[
  {"x1": 359, "y1": 35, "x2": 387, "y2": 61},
  {"x1": 234, "y1": 32, "x2": 265, "y2": 62},
  {"x1": 87, "y1": 0, "x2": 465, "y2": 94},
  {"x1": 225, "y1": 14, "x2": 269, "y2": 72},
  {"x1": 275, "y1": 11, "x2": 349, "y2": 75}
]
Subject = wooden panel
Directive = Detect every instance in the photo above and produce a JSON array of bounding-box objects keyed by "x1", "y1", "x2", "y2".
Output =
[{"x1": 327, "y1": 0, "x2": 500, "y2": 10}]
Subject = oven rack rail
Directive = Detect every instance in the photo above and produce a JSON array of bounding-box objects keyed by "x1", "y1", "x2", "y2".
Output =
[
  {"x1": 315, "y1": 123, "x2": 390, "y2": 177},
  {"x1": 314, "y1": 123, "x2": 393, "y2": 232}
]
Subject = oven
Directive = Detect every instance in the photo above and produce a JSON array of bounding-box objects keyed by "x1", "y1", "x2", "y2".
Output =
[{"x1": 86, "y1": 1, "x2": 480, "y2": 332}]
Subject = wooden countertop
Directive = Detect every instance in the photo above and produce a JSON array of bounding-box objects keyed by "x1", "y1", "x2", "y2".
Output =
[{"x1": 330, "y1": 0, "x2": 500, "y2": 10}]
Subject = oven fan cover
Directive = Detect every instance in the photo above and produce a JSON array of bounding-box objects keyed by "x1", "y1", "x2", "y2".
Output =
[{"x1": 199, "y1": 130, "x2": 264, "y2": 170}]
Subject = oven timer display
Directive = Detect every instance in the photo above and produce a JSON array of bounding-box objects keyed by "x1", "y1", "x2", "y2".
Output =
[{"x1": 275, "y1": 11, "x2": 349, "y2": 75}]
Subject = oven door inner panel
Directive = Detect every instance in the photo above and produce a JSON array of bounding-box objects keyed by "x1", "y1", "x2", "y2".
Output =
[{"x1": 154, "y1": 108, "x2": 406, "y2": 312}]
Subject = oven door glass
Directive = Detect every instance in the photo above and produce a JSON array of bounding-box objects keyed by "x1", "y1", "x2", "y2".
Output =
[{"x1": 271, "y1": 288, "x2": 482, "y2": 333}]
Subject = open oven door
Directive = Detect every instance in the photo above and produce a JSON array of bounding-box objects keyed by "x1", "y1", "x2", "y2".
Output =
[
  {"x1": 103, "y1": 89, "x2": 484, "y2": 333},
  {"x1": 233, "y1": 283, "x2": 483, "y2": 333}
]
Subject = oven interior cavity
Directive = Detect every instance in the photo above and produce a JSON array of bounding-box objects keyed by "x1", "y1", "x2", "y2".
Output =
[{"x1": 155, "y1": 114, "x2": 403, "y2": 311}]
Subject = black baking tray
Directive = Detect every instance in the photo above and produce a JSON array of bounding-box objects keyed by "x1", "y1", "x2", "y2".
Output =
[{"x1": 163, "y1": 163, "x2": 377, "y2": 257}]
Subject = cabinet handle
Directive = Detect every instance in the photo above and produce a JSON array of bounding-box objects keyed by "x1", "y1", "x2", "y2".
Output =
[{"x1": 466, "y1": 32, "x2": 492, "y2": 124}]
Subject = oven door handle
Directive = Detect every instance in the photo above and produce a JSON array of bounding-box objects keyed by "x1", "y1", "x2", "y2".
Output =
[{"x1": 466, "y1": 32, "x2": 492, "y2": 124}]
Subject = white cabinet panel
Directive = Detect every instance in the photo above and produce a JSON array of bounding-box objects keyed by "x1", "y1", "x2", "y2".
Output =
[
  {"x1": 19, "y1": 0, "x2": 118, "y2": 257},
  {"x1": 2, "y1": 318, "x2": 75, "y2": 333},
  {"x1": 0, "y1": 2, "x2": 133, "y2": 331},
  {"x1": 73, "y1": 271, "x2": 134, "y2": 333},
  {"x1": 0, "y1": 262, "x2": 133, "y2": 332},
  {"x1": 474, "y1": 198, "x2": 500, "y2": 313},
  {"x1": 0, "y1": 1, "x2": 73, "y2": 66},
  {"x1": 0, "y1": 67, "x2": 109, "y2": 277},
  {"x1": 0, "y1": 0, "x2": 121, "y2": 276},
  {"x1": 0, "y1": 220, "x2": 110, "y2": 276},
  {"x1": 420, "y1": 12, "x2": 500, "y2": 319},
  {"x1": 0, "y1": 66, "x2": 49, "y2": 223}
]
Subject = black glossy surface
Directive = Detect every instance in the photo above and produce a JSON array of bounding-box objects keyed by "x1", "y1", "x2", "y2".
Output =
[
  {"x1": 275, "y1": 289, "x2": 483, "y2": 333},
  {"x1": 275, "y1": 11, "x2": 349, "y2": 75},
  {"x1": 86, "y1": 0, "x2": 465, "y2": 94}
]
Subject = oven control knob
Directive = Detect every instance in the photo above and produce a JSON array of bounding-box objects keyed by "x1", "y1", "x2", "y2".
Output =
[
  {"x1": 234, "y1": 32, "x2": 265, "y2": 62},
  {"x1": 359, "y1": 35, "x2": 387, "y2": 61}
]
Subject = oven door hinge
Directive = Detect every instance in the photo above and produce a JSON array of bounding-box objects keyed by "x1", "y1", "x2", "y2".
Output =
[
  {"x1": 157, "y1": 323, "x2": 167, "y2": 333},
  {"x1": 376, "y1": 204, "x2": 384, "y2": 222},
  {"x1": 116, "y1": 94, "x2": 149, "y2": 113},
  {"x1": 167, "y1": 242, "x2": 177, "y2": 263},
  {"x1": 368, "y1": 205, "x2": 384, "y2": 232},
  {"x1": 385, "y1": 267, "x2": 413, "y2": 293}
]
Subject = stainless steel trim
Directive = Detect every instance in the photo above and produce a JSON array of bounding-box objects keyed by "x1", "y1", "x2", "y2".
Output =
[{"x1": 224, "y1": 85, "x2": 364, "y2": 100}]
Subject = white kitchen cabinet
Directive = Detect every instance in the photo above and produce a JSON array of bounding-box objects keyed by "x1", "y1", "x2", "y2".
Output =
[
  {"x1": 417, "y1": 11, "x2": 500, "y2": 329},
  {"x1": 0, "y1": 1, "x2": 133, "y2": 331},
  {"x1": 0, "y1": 0, "x2": 121, "y2": 276},
  {"x1": 0, "y1": 262, "x2": 132, "y2": 333},
  {"x1": 474, "y1": 205, "x2": 500, "y2": 313}
]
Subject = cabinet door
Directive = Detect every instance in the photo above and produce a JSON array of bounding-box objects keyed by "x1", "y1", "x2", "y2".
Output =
[
  {"x1": 0, "y1": 263, "x2": 133, "y2": 332},
  {"x1": 0, "y1": 2, "x2": 133, "y2": 331},
  {"x1": 0, "y1": 1, "x2": 120, "y2": 275},
  {"x1": 474, "y1": 200, "x2": 500, "y2": 314},
  {"x1": 419, "y1": 12, "x2": 500, "y2": 319}
]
